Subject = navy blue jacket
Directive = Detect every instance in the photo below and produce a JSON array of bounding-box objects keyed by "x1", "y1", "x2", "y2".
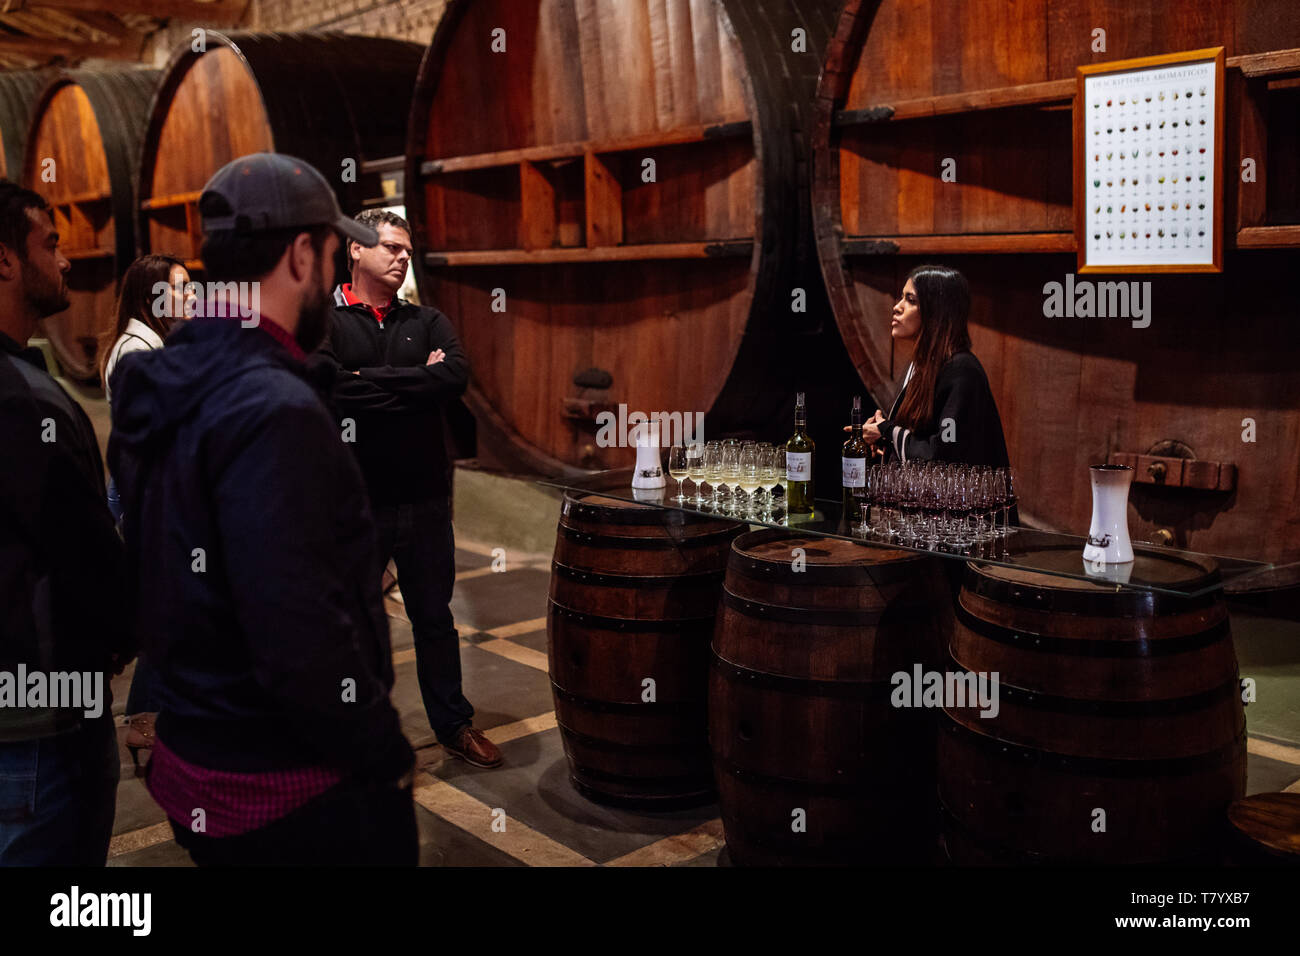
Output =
[{"x1": 108, "y1": 318, "x2": 411, "y2": 780}]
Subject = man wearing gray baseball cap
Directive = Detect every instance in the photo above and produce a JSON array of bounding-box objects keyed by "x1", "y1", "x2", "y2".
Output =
[{"x1": 109, "y1": 154, "x2": 417, "y2": 865}]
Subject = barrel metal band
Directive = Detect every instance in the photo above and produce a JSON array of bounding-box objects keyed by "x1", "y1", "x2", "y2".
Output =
[
  {"x1": 721, "y1": 589, "x2": 892, "y2": 628},
  {"x1": 551, "y1": 682, "x2": 706, "y2": 716},
  {"x1": 548, "y1": 601, "x2": 716, "y2": 634},
  {"x1": 562, "y1": 493, "x2": 741, "y2": 530},
  {"x1": 727, "y1": 552, "x2": 920, "y2": 588},
  {"x1": 709, "y1": 653, "x2": 891, "y2": 699},
  {"x1": 956, "y1": 668, "x2": 1245, "y2": 718},
  {"x1": 965, "y1": 555, "x2": 1222, "y2": 617},
  {"x1": 558, "y1": 523, "x2": 741, "y2": 551},
  {"x1": 939, "y1": 710, "x2": 1245, "y2": 777},
  {"x1": 953, "y1": 600, "x2": 1231, "y2": 658},
  {"x1": 550, "y1": 561, "x2": 725, "y2": 590}
]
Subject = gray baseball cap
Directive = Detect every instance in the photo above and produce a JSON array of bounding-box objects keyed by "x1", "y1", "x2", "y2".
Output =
[{"x1": 199, "y1": 152, "x2": 378, "y2": 247}]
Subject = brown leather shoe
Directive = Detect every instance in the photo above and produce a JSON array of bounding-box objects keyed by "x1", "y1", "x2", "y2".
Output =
[{"x1": 442, "y1": 727, "x2": 503, "y2": 768}]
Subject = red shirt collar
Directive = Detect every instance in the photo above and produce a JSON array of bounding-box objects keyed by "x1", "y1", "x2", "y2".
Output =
[
  {"x1": 341, "y1": 283, "x2": 396, "y2": 324},
  {"x1": 254, "y1": 315, "x2": 305, "y2": 361}
]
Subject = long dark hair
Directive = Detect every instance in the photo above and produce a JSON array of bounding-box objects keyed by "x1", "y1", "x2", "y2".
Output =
[
  {"x1": 98, "y1": 253, "x2": 186, "y2": 387},
  {"x1": 894, "y1": 263, "x2": 972, "y2": 432}
]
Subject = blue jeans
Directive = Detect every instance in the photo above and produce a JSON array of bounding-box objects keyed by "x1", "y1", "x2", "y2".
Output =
[
  {"x1": 0, "y1": 714, "x2": 119, "y2": 865},
  {"x1": 374, "y1": 496, "x2": 473, "y2": 743},
  {"x1": 109, "y1": 475, "x2": 160, "y2": 717}
]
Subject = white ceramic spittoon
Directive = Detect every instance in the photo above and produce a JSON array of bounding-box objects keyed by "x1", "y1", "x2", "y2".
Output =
[
  {"x1": 1082, "y1": 464, "x2": 1135, "y2": 574},
  {"x1": 631, "y1": 416, "x2": 666, "y2": 491}
]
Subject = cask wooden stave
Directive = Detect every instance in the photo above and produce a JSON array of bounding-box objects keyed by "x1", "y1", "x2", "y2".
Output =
[
  {"x1": 547, "y1": 492, "x2": 744, "y2": 807},
  {"x1": 939, "y1": 545, "x2": 1247, "y2": 864},
  {"x1": 710, "y1": 530, "x2": 949, "y2": 865},
  {"x1": 22, "y1": 68, "x2": 160, "y2": 382}
]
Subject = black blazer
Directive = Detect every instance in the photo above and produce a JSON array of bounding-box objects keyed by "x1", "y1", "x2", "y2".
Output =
[{"x1": 876, "y1": 351, "x2": 1011, "y2": 467}]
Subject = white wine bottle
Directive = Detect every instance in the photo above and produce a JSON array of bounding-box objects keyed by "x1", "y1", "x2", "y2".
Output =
[
  {"x1": 785, "y1": 392, "x2": 814, "y2": 514},
  {"x1": 842, "y1": 396, "x2": 868, "y2": 525}
]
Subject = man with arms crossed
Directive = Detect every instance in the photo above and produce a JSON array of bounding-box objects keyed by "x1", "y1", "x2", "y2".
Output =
[{"x1": 316, "y1": 209, "x2": 501, "y2": 768}]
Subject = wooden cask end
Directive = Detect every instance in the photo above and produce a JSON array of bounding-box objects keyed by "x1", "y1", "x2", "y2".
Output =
[
  {"x1": 710, "y1": 530, "x2": 949, "y2": 865},
  {"x1": 22, "y1": 69, "x2": 161, "y2": 382},
  {"x1": 0, "y1": 70, "x2": 49, "y2": 181},
  {"x1": 940, "y1": 545, "x2": 1246, "y2": 864},
  {"x1": 137, "y1": 32, "x2": 424, "y2": 270},
  {"x1": 547, "y1": 492, "x2": 744, "y2": 808},
  {"x1": 812, "y1": 0, "x2": 1300, "y2": 563},
  {"x1": 408, "y1": 0, "x2": 843, "y2": 475}
]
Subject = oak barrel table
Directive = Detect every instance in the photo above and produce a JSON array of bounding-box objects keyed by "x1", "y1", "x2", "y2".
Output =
[
  {"x1": 710, "y1": 530, "x2": 950, "y2": 865},
  {"x1": 547, "y1": 492, "x2": 744, "y2": 808},
  {"x1": 940, "y1": 545, "x2": 1247, "y2": 864}
]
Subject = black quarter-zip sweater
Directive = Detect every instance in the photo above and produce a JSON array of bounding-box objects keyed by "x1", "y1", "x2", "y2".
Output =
[{"x1": 312, "y1": 285, "x2": 470, "y2": 505}]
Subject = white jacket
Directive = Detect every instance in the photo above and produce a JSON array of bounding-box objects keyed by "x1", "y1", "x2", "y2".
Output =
[{"x1": 104, "y1": 318, "x2": 165, "y2": 405}]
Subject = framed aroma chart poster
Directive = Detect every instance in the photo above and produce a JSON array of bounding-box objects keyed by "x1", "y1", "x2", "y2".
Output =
[{"x1": 1075, "y1": 47, "x2": 1225, "y2": 273}]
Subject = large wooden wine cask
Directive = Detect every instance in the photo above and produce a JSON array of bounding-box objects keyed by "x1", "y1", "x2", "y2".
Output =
[
  {"x1": 136, "y1": 32, "x2": 424, "y2": 269},
  {"x1": 547, "y1": 492, "x2": 744, "y2": 807},
  {"x1": 408, "y1": 0, "x2": 845, "y2": 475},
  {"x1": 22, "y1": 69, "x2": 160, "y2": 382},
  {"x1": 710, "y1": 530, "x2": 949, "y2": 865},
  {"x1": 812, "y1": 0, "x2": 1300, "y2": 563},
  {"x1": 940, "y1": 546, "x2": 1247, "y2": 864},
  {"x1": 0, "y1": 70, "x2": 48, "y2": 181}
]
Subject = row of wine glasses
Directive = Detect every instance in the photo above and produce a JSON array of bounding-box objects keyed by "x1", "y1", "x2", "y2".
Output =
[
  {"x1": 853, "y1": 461, "x2": 1016, "y2": 548},
  {"x1": 668, "y1": 440, "x2": 786, "y2": 518}
]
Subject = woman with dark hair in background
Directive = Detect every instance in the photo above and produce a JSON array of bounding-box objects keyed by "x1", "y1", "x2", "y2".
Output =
[
  {"x1": 862, "y1": 263, "x2": 1010, "y2": 467},
  {"x1": 99, "y1": 253, "x2": 194, "y2": 771}
]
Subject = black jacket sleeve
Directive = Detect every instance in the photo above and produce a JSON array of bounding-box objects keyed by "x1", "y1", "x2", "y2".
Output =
[
  {"x1": 0, "y1": 369, "x2": 134, "y2": 674},
  {"x1": 876, "y1": 360, "x2": 1005, "y2": 466},
  {"x1": 212, "y1": 399, "x2": 411, "y2": 782},
  {"x1": 353, "y1": 309, "x2": 469, "y2": 407}
]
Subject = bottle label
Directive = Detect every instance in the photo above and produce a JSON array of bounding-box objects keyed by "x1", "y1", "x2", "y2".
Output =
[
  {"x1": 842, "y1": 457, "x2": 866, "y2": 488},
  {"x1": 786, "y1": 452, "x2": 812, "y2": 481}
]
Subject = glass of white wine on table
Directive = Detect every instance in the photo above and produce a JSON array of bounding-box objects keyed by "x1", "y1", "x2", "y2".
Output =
[
  {"x1": 686, "y1": 442, "x2": 706, "y2": 506},
  {"x1": 668, "y1": 445, "x2": 690, "y2": 504}
]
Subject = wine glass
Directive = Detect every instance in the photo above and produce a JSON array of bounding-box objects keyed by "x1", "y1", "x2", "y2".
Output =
[
  {"x1": 668, "y1": 445, "x2": 690, "y2": 504},
  {"x1": 686, "y1": 442, "x2": 706, "y2": 506},
  {"x1": 722, "y1": 443, "x2": 743, "y2": 516},
  {"x1": 737, "y1": 444, "x2": 760, "y2": 519},
  {"x1": 703, "y1": 441, "x2": 724, "y2": 510}
]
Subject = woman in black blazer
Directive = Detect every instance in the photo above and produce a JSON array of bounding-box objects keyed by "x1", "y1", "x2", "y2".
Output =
[{"x1": 863, "y1": 264, "x2": 1011, "y2": 468}]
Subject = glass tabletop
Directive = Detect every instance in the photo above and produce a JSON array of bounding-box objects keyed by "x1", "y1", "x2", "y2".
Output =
[{"x1": 538, "y1": 468, "x2": 1273, "y2": 599}]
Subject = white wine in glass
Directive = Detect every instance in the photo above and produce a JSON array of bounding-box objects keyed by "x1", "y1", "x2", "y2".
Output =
[
  {"x1": 686, "y1": 442, "x2": 706, "y2": 504},
  {"x1": 668, "y1": 445, "x2": 690, "y2": 503}
]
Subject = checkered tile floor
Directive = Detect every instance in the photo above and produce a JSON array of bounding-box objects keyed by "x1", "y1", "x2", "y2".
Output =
[
  {"x1": 105, "y1": 539, "x2": 1300, "y2": 867},
  {"x1": 106, "y1": 539, "x2": 728, "y2": 867}
]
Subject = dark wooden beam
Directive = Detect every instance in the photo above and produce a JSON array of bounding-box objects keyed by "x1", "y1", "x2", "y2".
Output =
[
  {"x1": 0, "y1": 35, "x2": 143, "y2": 61},
  {"x1": 21, "y1": 0, "x2": 249, "y2": 25}
]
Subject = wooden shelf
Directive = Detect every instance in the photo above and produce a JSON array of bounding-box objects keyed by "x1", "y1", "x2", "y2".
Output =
[
  {"x1": 141, "y1": 190, "x2": 203, "y2": 212},
  {"x1": 834, "y1": 50, "x2": 1300, "y2": 126},
  {"x1": 62, "y1": 247, "x2": 114, "y2": 261},
  {"x1": 424, "y1": 241, "x2": 753, "y2": 267},
  {"x1": 420, "y1": 120, "x2": 752, "y2": 176},
  {"x1": 1232, "y1": 48, "x2": 1300, "y2": 78},
  {"x1": 836, "y1": 79, "x2": 1074, "y2": 125},
  {"x1": 843, "y1": 232, "x2": 1075, "y2": 255},
  {"x1": 1234, "y1": 225, "x2": 1300, "y2": 248},
  {"x1": 52, "y1": 191, "x2": 111, "y2": 206}
]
